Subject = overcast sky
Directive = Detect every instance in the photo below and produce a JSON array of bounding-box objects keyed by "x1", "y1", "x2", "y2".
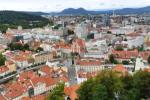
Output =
[{"x1": 0, "y1": 0, "x2": 150, "y2": 12}]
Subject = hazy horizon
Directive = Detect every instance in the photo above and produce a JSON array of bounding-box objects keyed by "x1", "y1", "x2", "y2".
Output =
[{"x1": 0, "y1": 0, "x2": 150, "y2": 12}]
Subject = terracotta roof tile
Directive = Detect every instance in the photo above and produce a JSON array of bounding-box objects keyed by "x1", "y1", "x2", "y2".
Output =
[
  {"x1": 18, "y1": 71, "x2": 38, "y2": 82},
  {"x1": 40, "y1": 65, "x2": 54, "y2": 75},
  {"x1": 0, "y1": 95, "x2": 5, "y2": 100},
  {"x1": 22, "y1": 94, "x2": 46, "y2": 100},
  {"x1": 112, "y1": 49, "x2": 138, "y2": 59},
  {"x1": 64, "y1": 85, "x2": 80, "y2": 100},
  {"x1": 5, "y1": 82, "x2": 27, "y2": 99},
  {"x1": 0, "y1": 66, "x2": 9, "y2": 74},
  {"x1": 77, "y1": 59, "x2": 101, "y2": 66},
  {"x1": 113, "y1": 64, "x2": 128, "y2": 73}
]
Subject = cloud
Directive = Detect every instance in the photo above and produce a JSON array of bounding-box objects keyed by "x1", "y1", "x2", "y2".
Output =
[
  {"x1": 99, "y1": 3, "x2": 105, "y2": 6},
  {"x1": 0, "y1": 0, "x2": 149, "y2": 11}
]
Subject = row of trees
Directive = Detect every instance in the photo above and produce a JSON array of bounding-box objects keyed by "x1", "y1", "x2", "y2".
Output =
[
  {"x1": 77, "y1": 70, "x2": 150, "y2": 100},
  {"x1": 7, "y1": 43, "x2": 45, "y2": 53},
  {"x1": 7, "y1": 43, "x2": 30, "y2": 51}
]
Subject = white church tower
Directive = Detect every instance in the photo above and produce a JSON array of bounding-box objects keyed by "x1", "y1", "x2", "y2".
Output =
[{"x1": 135, "y1": 57, "x2": 148, "y2": 71}]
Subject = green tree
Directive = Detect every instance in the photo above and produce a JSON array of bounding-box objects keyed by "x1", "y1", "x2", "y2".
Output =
[
  {"x1": 47, "y1": 83, "x2": 65, "y2": 100},
  {"x1": 8, "y1": 43, "x2": 31, "y2": 51},
  {"x1": 77, "y1": 71, "x2": 124, "y2": 100},
  {"x1": 109, "y1": 54, "x2": 115, "y2": 63},
  {"x1": 109, "y1": 54, "x2": 118, "y2": 64},
  {"x1": 35, "y1": 47, "x2": 43, "y2": 52},
  {"x1": 124, "y1": 38, "x2": 127, "y2": 41},
  {"x1": 8, "y1": 43, "x2": 23, "y2": 50},
  {"x1": 120, "y1": 75, "x2": 140, "y2": 100},
  {"x1": 107, "y1": 31, "x2": 112, "y2": 34},
  {"x1": 147, "y1": 55, "x2": 150, "y2": 64},
  {"x1": 0, "y1": 11, "x2": 49, "y2": 31},
  {"x1": 115, "y1": 45, "x2": 124, "y2": 51},
  {"x1": 137, "y1": 45, "x2": 144, "y2": 51},
  {"x1": 76, "y1": 70, "x2": 150, "y2": 100},
  {"x1": 77, "y1": 79, "x2": 94, "y2": 100},
  {"x1": 122, "y1": 60, "x2": 129, "y2": 65},
  {"x1": 87, "y1": 33, "x2": 94, "y2": 39},
  {"x1": 23, "y1": 43, "x2": 30, "y2": 50},
  {"x1": 0, "y1": 53, "x2": 6, "y2": 66},
  {"x1": 133, "y1": 71, "x2": 150, "y2": 99},
  {"x1": 68, "y1": 30, "x2": 74, "y2": 35},
  {"x1": 92, "y1": 84, "x2": 108, "y2": 100},
  {"x1": 97, "y1": 71, "x2": 124, "y2": 99}
]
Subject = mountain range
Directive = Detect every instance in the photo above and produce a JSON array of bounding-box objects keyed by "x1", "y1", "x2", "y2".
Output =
[
  {"x1": 48, "y1": 6, "x2": 150, "y2": 15},
  {"x1": 1, "y1": 6, "x2": 149, "y2": 16}
]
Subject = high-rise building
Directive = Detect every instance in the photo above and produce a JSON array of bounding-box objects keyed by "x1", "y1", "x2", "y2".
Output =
[{"x1": 103, "y1": 14, "x2": 111, "y2": 27}]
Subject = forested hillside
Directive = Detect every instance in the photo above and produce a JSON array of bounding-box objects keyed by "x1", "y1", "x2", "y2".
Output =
[{"x1": 0, "y1": 11, "x2": 49, "y2": 32}]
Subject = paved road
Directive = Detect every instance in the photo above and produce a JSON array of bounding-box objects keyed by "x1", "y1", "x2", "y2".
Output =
[
  {"x1": 64, "y1": 59, "x2": 77, "y2": 86},
  {"x1": 68, "y1": 66, "x2": 77, "y2": 85},
  {"x1": 0, "y1": 74, "x2": 17, "y2": 84},
  {"x1": 0, "y1": 63, "x2": 46, "y2": 84}
]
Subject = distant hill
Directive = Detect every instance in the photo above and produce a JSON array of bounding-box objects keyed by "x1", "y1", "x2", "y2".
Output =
[
  {"x1": 50, "y1": 6, "x2": 150, "y2": 15},
  {"x1": 114, "y1": 6, "x2": 150, "y2": 14},
  {"x1": 60, "y1": 8, "x2": 89, "y2": 15},
  {"x1": 0, "y1": 11, "x2": 49, "y2": 32},
  {"x1": 24, "y1": 11, "x2": 49, "y2": 16}
]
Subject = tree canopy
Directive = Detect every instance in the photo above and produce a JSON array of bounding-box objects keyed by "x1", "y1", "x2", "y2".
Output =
[
  {"x1": 0, "y1": 53, "x2": 6, "y2": 66},
  {"x1": 77, "y1": 70, "x2": 150, "y2": 100},
  {"x1": 8, "y1": 43, "x2": 30, "y2": 51},
  {"x1": 147, "y1": 55, "x2": 150, "y2": 64},
  {"x1": 109, "y1": 54, "x2": 118, "y2": 64},
  {"x1": 0, "y1": 11, "x2": 49, "y2": 32},
  {"x1": 115, "y1": 45, "x2": 124, "y2": 51},
  {"x1": 35, "y1": 47, "x2": 44, "y2": 53},
  {"x1": 47, "y1": 83, "x2": 65, "y2": 100}
]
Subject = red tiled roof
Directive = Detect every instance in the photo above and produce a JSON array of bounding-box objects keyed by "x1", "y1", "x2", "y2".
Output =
[
  {"x1": 60, "y1": 45, "x2": 71, "y2": 49},
  {"x1": 40, "y1": 65, "x2": 54, "y2": 75},
  {"x1": 55, "y1": 68, "x2": 67, "y2": 76},
  {"x1": 0, "y1": 95, "x2": 5, "y2": 100},
  {"x1": 64, "y1": 85, "x2": 80, "y2": 100},
  {"x1": 22, "y1": 94, "x2": 46, "y2": 100},
  {"x1": 30, "y1": 76, "x2": 57, "y2": 87},
  {"x1": 73, "y1": 39, "x2": 85, "y2": 48},
  {"x1": 126, "y1": 32, "x2": 141, "y2": 37},
  {"x1": 13, "y1": 56, "x2": 27, "y2": 62},
  {"x1": 59, "y1": 76, "x2": 69, "y2": 82},
  {"x1": 78, "y1": 71, "x2": 98, "y2": 78},
  {"x1": 0, "y1": 66, "x2": 9, "y2": 74},
  {"x1": 44, "y1": 76, "x2": 57, "y2": 87},
  {"x1": 18, "y1": 71, "x2": 38, "y2": 82},
  {"x1": 5, "y1": 82, "x2": 27, "y2": 99},
  {"x1": 77, "y1": 59, "x2": 101, "y2": 66},
  {"x1": 112, "y1": 49, "x2": 138, "y2": 59},
  {"x1": 5, "y1": 60, "x2": 14, "y2": 65},
  {"x1": 30, "y1": 77, "x2": 44, "y2": 86},
  {"x1": 144, "y1": 68, "x2": 150, "y2": 72},
  {"x1": 112, "y1": 64, "x2": 128, "y2": 73},
  {"x1": 139, "y1": 51, "x2": 150, "y2": 60}
]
